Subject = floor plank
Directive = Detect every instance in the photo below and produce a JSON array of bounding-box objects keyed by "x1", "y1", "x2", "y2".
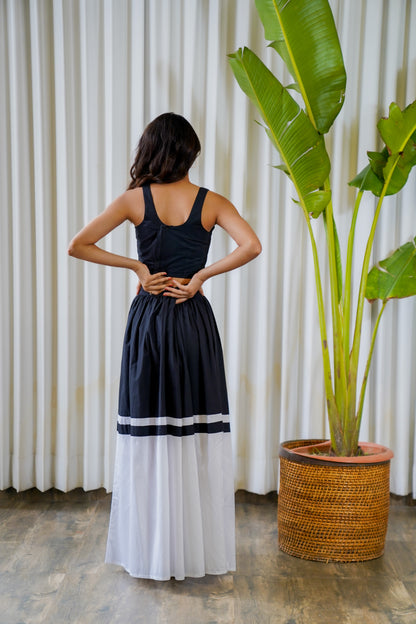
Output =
[{"x1": 0, "y1": 489, "x2": 415, "y2": 624}]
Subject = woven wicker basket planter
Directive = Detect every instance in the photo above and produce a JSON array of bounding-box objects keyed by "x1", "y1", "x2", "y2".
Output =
[{"x1": 278, "y1": 439, "x2": 393, "y2": 563}]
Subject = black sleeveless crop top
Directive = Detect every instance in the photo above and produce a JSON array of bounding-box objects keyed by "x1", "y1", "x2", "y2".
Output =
[{"x1": 135, "y1": 185, "x2": 213, "y2": 279}]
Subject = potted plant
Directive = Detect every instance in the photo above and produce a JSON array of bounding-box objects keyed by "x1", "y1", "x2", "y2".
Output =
[{"x1": 229, "y1": 0, "x2": 416, "y2": 561}]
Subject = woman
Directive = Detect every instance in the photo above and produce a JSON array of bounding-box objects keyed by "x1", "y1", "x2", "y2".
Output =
[{"x1": 68, "y1": 112, "x2": 261, "y2": 581}]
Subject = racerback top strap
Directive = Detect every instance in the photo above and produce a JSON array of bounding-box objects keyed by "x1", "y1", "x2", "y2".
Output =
[
  {"x1": 142, "y1": 185, "x2": 208, "y2": 227},
  {"x1": 136, "y1": 185, "x2": 213, "y2": 279}
]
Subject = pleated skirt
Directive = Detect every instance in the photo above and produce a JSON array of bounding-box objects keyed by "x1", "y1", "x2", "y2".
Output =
[{"x1": 105, "y1": 290, "x2": 236, "y2": 581}]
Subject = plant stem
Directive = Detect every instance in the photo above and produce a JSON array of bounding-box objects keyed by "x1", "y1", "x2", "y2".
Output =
[
  {"x1": 323, "y1": 180, "x2": 347, "y2": 451},
  {"x1": 301, "y1": 204, "x2": 340, "y2": 450},
  {"x1": 343, "y1": 190, "x2": 364, "y2": 376},
  {"x1": 354, "y1": 300, "x2": 387, "y2": 443},
  {"x1": 349, "y1": 155, "x2": 399, "y2": 430}
]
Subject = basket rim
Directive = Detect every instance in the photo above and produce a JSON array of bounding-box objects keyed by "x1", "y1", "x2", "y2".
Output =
[{"x1": 280, "y1": 439, "x2": 394, "y2": 466}]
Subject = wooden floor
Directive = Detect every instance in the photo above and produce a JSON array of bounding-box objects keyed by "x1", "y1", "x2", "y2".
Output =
[{"x1": 0, "y1": 489, "x2": 415, "y2": 624}]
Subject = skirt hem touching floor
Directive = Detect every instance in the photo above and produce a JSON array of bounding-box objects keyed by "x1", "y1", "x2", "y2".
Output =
[
  {"x1": 104, "y1": 559, "x2": 236, "y2": 582},
  {"x1": 105, "y1": 429, "x2": 236, "y2": 581}
]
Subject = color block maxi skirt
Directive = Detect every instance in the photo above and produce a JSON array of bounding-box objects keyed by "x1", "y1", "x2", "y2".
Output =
[{"x1": 105, "y1": 290, "x2": 236, "y2": 581}]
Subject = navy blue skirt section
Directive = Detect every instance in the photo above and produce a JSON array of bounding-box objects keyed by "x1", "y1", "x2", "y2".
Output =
[{"x1": 118, "y1": 289, "x2": 229, "y2": 435}]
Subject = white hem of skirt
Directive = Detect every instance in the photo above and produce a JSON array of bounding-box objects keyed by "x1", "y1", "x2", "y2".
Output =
[
  {"x1": 105, "y1": 415, "x2": 236, "y2": 581},
  {"x1": 106, "y1": 561, "x2": 235, "y2": 582}
]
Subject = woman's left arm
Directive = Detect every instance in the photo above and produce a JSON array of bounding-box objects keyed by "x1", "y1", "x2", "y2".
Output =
[
  {"x1": 68, "y1": 191, "x2": 138, "y2": 271},
  {"x1": 68, "y1": 191, "x2": 173, "y2": 294}
]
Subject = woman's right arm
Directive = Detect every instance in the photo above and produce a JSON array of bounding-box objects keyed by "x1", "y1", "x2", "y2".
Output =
[
  {"x1": 199, "y1": 195, "x2": 262, "y2": 279},
  {"x1": 164, "y1": 193, "x2": 262, "y2": 303}
]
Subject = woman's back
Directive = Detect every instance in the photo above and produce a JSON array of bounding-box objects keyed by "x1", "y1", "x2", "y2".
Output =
[
  {"x1": 145, "y1": 182, "x2": 203, "y2": 226},
  {"x1": 135, "y1": 183, "x2": 213, "y2": 280}
]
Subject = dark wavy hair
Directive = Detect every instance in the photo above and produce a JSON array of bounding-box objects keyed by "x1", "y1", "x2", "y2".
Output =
[{"x1": 128, "y1": 113, "x2": 201, "y2": 189}]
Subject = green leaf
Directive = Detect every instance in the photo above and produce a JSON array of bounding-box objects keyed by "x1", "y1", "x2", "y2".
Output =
[
  {"x1": 255, "y1": 0, "x2": 346, "y2": 133},
  {"x1": 228, "y1": 47, "x2": 331, "y2": 214},
  {"x1": 273, "y1": 164, "x2": 290, "y2": 176},
  {"x1": 349, "y1": 102, "x2": 416, "y2": 197},
  {"x1": 348, "y1": 163, "x2": 384, "y2": 195},
  {"x1": 382, "y1": 139, "x2": 416, "y2": 194},
  {"x1": 368, "y1": 148, "x2": 389, "y2": 180},
  {"x1": 269, "y1": 40, "x2": 296, "y2": 81},
  {"x1": 309, "y1": 190, "x2": 332, "y2": 218},
  {"x1": 286, "y1": 190, "x2": 331, "y2": 217},
  {"x1": 286, "y1": 83, "x2": 301, "y2": 94},
  {"x1": 378, "y1": 101, "x2": 416, "y2": 153},
  {"x1": 366, "y1": 237, "x2": 416, "y2": 301}
]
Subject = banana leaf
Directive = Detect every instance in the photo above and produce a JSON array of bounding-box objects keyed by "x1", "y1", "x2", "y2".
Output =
[
  {"x1": 366, "y1": 237, "x2": 416, "y2": 301},
  {"x1": 348, "y1": 163, "x2": 384, "y2": 196},
  {"x1": 350, "y1": 102, "x2": 416, "y2": 196},
  {"x1": 229, "y1": 47, "x2": 331, "y2": 215},
  {"x1": 378, "y1": 101, "x2": 416, "y2": 152},
  {"x1": 255, "y1": 0, "x2": 346, "y2": 133}
]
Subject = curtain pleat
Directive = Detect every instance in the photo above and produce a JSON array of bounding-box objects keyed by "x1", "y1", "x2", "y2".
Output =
[{"x1": 1, "y1": 0, "x2": 415, "y2": 496}]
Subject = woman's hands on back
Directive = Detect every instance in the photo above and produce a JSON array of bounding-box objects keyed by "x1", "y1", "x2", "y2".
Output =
[
  {"x1": 134, "y1": 263, "x2": 172, "y2": 296},
  {"x1": 136, "y1": 268, "x2": 204, "y2": 302},
  {"x1": 163, "y1": 274, "x2": 205, "y2": 304}
]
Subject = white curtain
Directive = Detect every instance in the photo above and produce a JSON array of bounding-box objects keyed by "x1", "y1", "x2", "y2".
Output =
[{"x1": 1, "y1": 0, "x2": 415, "y2": 496}]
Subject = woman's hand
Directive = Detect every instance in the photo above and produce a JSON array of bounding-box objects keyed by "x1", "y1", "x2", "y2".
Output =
[
  {"x1": 134, "y1": 262, "x2": 172, "y2": 296},
  {"x1": 163, "y1": 274, "x2": 205, "y2": 304}
]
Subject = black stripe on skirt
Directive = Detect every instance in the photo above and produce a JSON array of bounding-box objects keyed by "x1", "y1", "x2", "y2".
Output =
[{"x1": 117, "y1": 420, "x2": 231, "y2": 437}]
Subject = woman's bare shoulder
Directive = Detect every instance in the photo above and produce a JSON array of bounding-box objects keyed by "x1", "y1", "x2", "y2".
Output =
[
  {"x1": 113, "y1": 187, "x2": 144, "y2": 225},
  {"x1": 205, "y1": 189, "x2": 236, "y2": 212},
  {"x1": 202, "y1": 189, "x2": 238, "y2": 231}
]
